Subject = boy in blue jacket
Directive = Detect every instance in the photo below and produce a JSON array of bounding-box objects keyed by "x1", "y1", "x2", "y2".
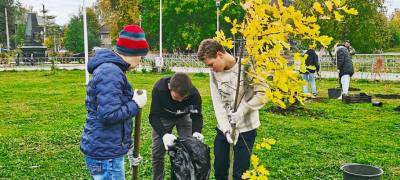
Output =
[{"x1": 80, "y1": 25, "x2": 148, "y2": 179}]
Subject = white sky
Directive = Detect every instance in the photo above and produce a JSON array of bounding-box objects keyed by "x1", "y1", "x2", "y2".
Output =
[
  {"x1": 18, "y1": 0, "x2": 400, "y2": 25},
  {"x1": 19, "y1": 0, "x2": 97, "y2": 25},
  {"x1": 386, "y1": 0, "x2": 400, "y2": 16}
]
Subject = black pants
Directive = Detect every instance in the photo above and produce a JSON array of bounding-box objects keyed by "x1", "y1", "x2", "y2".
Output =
[
  {"x1": 214, "y1": 128, "x2": 257, "y2": 180},
  {"x1": 152, "y1": 115, "x2": 192, "y2": 180}
]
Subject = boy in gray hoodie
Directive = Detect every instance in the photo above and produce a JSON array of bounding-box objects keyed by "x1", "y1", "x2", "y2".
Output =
[{"x1": 197, "y1": 39, "x2": 267, "y2": 180}]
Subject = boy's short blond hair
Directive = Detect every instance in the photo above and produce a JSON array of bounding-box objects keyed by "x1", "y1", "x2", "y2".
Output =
[{"x1": 197, "y1": 39, "x2": 226, "y2": 61}]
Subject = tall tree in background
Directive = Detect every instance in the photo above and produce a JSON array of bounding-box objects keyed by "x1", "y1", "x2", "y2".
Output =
[
  {"x1": 97, "y1": 0, "x2": 141, "y2": 44},
  {"x1": 140, "y1": 0, "x2": 158, "y2": 50},
  {"x1": 96, "y1": 0, "x2": 396, "y2": 53},
  {"x1": 64, "y1": 16, "x2": 83, "y2": 53},
  {"x1": 343, "y1": 0, "x2": 390, "y2": 53},
  {"x1": 44, "y1": 24, "x2": 63, "y2": 53},
  {"x1": 64, "y1": 8, "x2": 101, "y2": 53},
  {"x1": 293, "y1": 0, "x2": 389, "y2": 53},
  {"x1": 10, "y1": 1, "x2": 29, "y2": 47},
  {"x1": 12, "y1": 1, "x2": 28, "y2": 48},
  {"x1": 0, "y1": 0, "x2": 16, "y2": 48},
  {"x1": 389, "y1": 10, "x2": 400, "y2": 48},
  {"x1": 141, "y1": 0, "x2": 246, "y2": 52},
  {"x1": 86, "y1": 8, "x2": 101, "y2": 50},
  {"x1": 162, "y1": 0, "x2": 216, "y2": 52},
  {"x1": 14, "y1": 23, "x2": 25, "y2": 47}
]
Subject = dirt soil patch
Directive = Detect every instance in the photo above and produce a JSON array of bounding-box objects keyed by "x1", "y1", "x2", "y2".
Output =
[
  {"x1": 374, "y1": 94, "x2": 400, "y2": 99},
  {"x1": 395, "y1": 106, "x2": 400, "y2": 112},
  {"x1": 349, "y1": 87, "x2": 361, "y2": 91},
  {"x1": 266, "y1": 104, "x2": 326, "y2": 118}
]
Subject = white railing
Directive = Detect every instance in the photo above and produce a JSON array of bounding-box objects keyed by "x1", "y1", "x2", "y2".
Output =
[
  {"x1": 0, "y1": 57, "x2": 85, "y2": 66},
  {"x1": 319, "y1": 54, "x2": 400, "y2": 73},
  {"x1": 1, "y1": 53, "x2": 399, "y2": 80}
]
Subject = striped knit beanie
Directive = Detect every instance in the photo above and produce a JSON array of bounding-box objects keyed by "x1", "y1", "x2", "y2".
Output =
[{"x1": 116, "y1": 25, "x2": 149, "y2": 56}]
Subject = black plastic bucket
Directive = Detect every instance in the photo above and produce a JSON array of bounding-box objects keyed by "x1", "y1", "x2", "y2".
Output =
[
  {"x1": 328, "y1": 88, "x2": 342, "y2": 99},
  {"x1": 372, "y1": 101, "x2": 383, "y2": 107},
  {"x1": 340, "y1": 163, "x2": 383, "y2": 180}
]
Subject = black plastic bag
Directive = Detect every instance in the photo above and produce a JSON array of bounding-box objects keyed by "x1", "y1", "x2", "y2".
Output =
[{"x1": 169, "y1": 137, "x2": 210, "y2": 180}]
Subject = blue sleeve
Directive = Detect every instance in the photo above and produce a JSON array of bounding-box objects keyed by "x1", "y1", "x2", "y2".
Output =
[{"x1": 96, "y1": 68, "x2": 139, "y2": 125}]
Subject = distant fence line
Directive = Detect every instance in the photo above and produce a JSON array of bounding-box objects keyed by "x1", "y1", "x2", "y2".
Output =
[
  {"x1": 1, "y1": 53, "x2": 400, "y2": 76},
  {"x1": 319, "y1": 54, "x2": 400, "y2": 74}
]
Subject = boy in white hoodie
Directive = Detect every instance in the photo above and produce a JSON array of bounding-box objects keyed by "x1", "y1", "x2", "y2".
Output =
[{"x1": 197, "y1": 39, "x2": 266, "y2": 180}]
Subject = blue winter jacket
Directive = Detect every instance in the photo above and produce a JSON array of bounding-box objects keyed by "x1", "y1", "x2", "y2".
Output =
[{"x1": 80, "y1": 49, "x2": 139, "y2": 159}]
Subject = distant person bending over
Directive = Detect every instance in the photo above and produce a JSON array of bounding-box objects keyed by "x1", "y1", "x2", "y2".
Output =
[{"x1": 336, "y1": 42, "x2": 354, "y2": 99}]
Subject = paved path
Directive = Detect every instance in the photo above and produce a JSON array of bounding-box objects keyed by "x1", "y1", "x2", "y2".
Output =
[
  {"x1": 0, "y1": 64, "x2": 85, "y2": 71},
  {"x1": 1, "y1": 65, "x2": 399, "y2": 81}
]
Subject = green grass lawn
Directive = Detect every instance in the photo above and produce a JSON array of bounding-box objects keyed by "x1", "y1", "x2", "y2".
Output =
[{"x1": 0, "y1": 70, "x2": 399, "y2": 179}]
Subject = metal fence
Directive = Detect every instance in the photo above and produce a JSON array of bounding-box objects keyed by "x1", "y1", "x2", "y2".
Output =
[
  {"x1": 144, "y1": 54, "x2": 206, "y2": 68},
  {"x1": 317, "y1": 54, "x2": 400, "y2": 81},
  {"x1": 1, "y1": 53, "x2": 399, "y2": 80},
  {"x1": 0, "y1": 57, "x2": 84, "y2": 66},
  {"x1": 319, "y1": 54, "x2": 400, "y2": 73}
]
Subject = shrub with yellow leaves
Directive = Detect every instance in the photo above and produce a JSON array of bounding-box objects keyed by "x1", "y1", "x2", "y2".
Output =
[
  {"x1": 214, "y1": 0, "x2": 358, "y2": 109},
  {"x1": 241, "y1": 138, "x2": 276, "y2": 180}
]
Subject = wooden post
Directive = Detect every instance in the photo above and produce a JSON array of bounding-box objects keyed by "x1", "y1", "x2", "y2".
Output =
[
  {"x1": 228, "y1": 39, "x2": 244, "y2": 180},
  {"x1": 5, "y1": 8, "x2": 10, "y2": 50},
  {"x1": 132, "y1": 90, "x2": 143, "y2": 180}
]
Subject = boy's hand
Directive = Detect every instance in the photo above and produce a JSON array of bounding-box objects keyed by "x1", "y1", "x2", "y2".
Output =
[
  {"x1": 162, "y1": 133, "x2": 177, "y2": 150},
  {"x1": 192, "y1": 132, "x2": 204, "y2": 143},
  {"x1": 133, "y1": 89, "x2": 147, "y2": 108},
  {"x1": 225, "y1": 128, "x2": 239, "y2": 145},
  {"x1": 228, "y1": 109, "x2": 244, "y2": 125}
]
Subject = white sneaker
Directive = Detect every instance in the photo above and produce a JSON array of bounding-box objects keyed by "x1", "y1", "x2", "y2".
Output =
[{"x1": 338, "y1": 95, "x2": 342, "y2": 100}]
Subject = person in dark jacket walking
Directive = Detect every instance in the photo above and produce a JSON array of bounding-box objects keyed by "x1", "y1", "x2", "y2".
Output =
[
  {"x1": 149, "y1": 73, "x2": 203, "y2": 180},
  {"x1": 80, "y1": 25, "x2": 149, "y2": 179},
  {"x1": 336, "y1": 42, "x2": 354, "y2": 99},
  {"x1": 302, "y1": 48, "x2": 320, "y2": 98}
]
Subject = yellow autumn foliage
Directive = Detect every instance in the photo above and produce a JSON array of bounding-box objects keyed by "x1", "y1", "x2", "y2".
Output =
[
  {"x1": 242, "y1": 138, "x2": 276, "y2": 180},
  {"x1": 213, "y1": 1, "x2": 358, "y2": 179},
  {"x1": 215, "y1": 0, "x2": 357, "y2": 109}
]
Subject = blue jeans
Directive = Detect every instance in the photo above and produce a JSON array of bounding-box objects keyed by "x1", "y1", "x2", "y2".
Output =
[
  {"x1": 85, "y1": 156, "x2": 125, "y2": 180},
  {"x1": 302, "y1": 73, "x2": 317, "y2": 95}
]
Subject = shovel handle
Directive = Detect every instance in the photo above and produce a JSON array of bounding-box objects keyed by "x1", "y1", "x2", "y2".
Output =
[{"x1": 132, "y1": 89, "x2": 143, "y2": 180}]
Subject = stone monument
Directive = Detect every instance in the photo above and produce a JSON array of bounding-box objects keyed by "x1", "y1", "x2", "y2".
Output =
[{"x1": 19, "y1": 13, "x2": 47, "y2": 59}]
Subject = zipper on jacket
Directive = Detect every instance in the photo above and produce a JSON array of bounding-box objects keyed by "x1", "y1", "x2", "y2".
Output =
[{"x1": 121, "y1": 123, "x2": 125, "y2": 147}]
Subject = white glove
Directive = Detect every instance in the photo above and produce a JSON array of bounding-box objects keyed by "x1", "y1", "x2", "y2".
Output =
[
  {"x1": 162, "y1": 133, "x2": 177, "y2": 150},
  {"x1": 228, "y1": 104, "x2": 250, "y2": 125},
  {"x1": 192, "y1": 132, "x2": 204, "y2": 143},
  {"x1": 225, "y1": 128, "x2": 239, "y2": 145},
  {"x1": 228, "y1": 109, "x2": 244, "y2": 125},
  {"x1": 132, "y1": 89, "x2": 147, "y2": 108},
  {"x1": 127, "y1": 147, "x2": 142, "y2": 166}
]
